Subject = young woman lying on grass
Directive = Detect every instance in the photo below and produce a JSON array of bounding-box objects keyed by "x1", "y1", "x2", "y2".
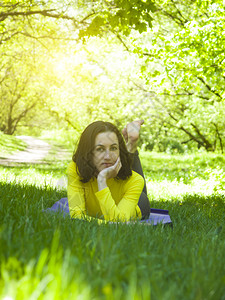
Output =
[{"x1": 67, "y1": 120, "x2": 150, "y2": 222}]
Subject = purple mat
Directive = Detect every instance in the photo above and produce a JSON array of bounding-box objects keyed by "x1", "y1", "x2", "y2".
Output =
[
  {"x1": 140, "y1": 208, "x2": 172, "y2": 226},
  {"x1": 44, "y1": 198, "x2": 172, "y2": 226}
]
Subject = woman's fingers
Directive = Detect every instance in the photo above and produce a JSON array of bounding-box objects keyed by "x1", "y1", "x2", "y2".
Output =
[
  {"x1": 113, "y1": 157, "x2": 122, "y2": 174},
  {"x1": 99, "y1": 157, "x2": 121, "y2": 179},
  {"x1": 111, "y1": 157, "x2": 121, "y2": 176}
]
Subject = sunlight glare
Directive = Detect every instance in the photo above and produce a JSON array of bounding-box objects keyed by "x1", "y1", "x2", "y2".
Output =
[
  {"x1": 3, "y1": 296, "x2": 14, "y2": 300},
  {"x1": 51, "y1": 50, "x2": 86, "y2": 79}
]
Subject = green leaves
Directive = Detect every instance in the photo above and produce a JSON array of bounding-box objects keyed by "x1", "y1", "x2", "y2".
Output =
[
  {"x1": 79, "y1": 0, "x2": 156, "y2": 38},
  {"x1": 79, "y1": 16, "x2": 106, "y2": 37},
  {"x1": 1, "y1": 0, "x2": 225, "y2": 153},
  {"x1": 132, "y1": 0, "x2": 225, "y2": 152}
]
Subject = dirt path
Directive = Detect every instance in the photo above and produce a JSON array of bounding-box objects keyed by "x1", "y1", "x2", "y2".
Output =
[{"x1": 0, "y1": 136, "x2": 52, "y2": 166}]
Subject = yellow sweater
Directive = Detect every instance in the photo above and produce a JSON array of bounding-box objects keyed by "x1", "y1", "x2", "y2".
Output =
[{"x1": 67, "y1": 161, "x2": 144, "y2": 222}]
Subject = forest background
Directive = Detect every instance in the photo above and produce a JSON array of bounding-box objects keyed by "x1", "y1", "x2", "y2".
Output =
[
  {"x1": 1, "y1": 0, "x2": 225, "y2": 154},
  {"x1": 1, "y1": 1, "x2": 225, "y2": 299}
]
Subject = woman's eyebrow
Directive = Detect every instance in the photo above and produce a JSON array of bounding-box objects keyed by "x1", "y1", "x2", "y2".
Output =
[{"x1": 95, "y1": 143, "x2": 118, "y2": 147}]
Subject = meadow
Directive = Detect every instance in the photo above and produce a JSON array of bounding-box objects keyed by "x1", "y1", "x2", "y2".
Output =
[
  {"x1": 0, "y1": 133, "x2": 27, "y2": 159},
  {"x1": 0, "y1": 137, "x2": 225, "y2": 300}
]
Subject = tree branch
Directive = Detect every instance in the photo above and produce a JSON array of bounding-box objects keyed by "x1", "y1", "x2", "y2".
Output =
[
  {"x1": 64, "y1": 114, "x2": 80, "y2": 132},
  {"x1": 197, "y1": 76, "x2": 222, "y2": 100},
  {"x1": 111, "y1": 30, "x2": 130, "y2": 52},
  {"x1": 0, "y1": 8, "x2": 96, "y2": 27},
  {"x1": 170, "y1": 0, "x2": 188, "y2": 24},
  {"x1": 190, "y1": 122, "x2": 213, "y2": 151},
  {"x1": 0, "y1": 9, "x2": 53, "y2": 21},
  {"x1": 11, "y1": 102, "x2": 37, "y2": 134},
  {"x1": 179, "y1": 125, "x2": 205, "y2": 148},
  {"x1": 213, "y1": 122, "x2": 224, "y2": 153},
  {"x1": 157, "y1": 8, "x2": 186, "y2": 27},
  {"x1": 0, "y1": 31, "x2": 20, "y2": 45},
  {"x1": 0, "y1": 66, "x2": 11, "y2": 85}
]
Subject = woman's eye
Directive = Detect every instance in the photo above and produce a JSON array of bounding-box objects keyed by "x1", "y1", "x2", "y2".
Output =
[
  {"x1": 96, "y1": 147, "x2": 104, "y2": 152},
  {"x1": 111, "y1": 146, "x2": 118, "y2": 151}
]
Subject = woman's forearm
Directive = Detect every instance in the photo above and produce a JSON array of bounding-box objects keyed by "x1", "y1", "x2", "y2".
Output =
[{"x1": 97, "y1": 175, "x2": 107, "y2": 191}]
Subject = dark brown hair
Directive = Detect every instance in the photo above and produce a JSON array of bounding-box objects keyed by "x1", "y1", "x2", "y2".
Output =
[{"x1": 72, "y1": 121, "x2": 132, "y2": 183}]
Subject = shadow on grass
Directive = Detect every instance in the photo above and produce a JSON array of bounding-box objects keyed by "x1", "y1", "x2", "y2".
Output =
[
  {"x1": 1, "y1": 179, "x2": 225, "y2": 263},
  {"x1": 1, "y1": 179, "x2": 225, "y2": 300}
]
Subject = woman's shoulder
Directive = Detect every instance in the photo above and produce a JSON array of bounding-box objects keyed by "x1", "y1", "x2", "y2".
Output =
[
  {"x1": 131, "y1": 170, "x2": 144, "y2": 182},
  {"x1": 68, "y1": 160, "x2": 76, "y2": 169},
  {"x1": 119, "y1": 171, "x2": 144, "y2": 192},
  {"x1": 122, "y1": 171, "x2": 144, "y2": 186},
  {"x1": 67, "y1": 161, "x2": 79, "y2": 176}
]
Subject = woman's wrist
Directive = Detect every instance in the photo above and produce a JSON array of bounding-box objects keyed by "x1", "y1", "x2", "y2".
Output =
[{"x1": 97, "y1": 174, "x2": 107, "y2": 191}]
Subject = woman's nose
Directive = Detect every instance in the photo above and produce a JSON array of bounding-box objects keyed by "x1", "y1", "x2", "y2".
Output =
[{"x1": 104, "y1": 150, "x2": 110, "y2": 159}]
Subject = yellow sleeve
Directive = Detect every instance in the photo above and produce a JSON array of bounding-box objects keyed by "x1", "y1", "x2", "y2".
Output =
[
  {"x1": 95, "y1": 172, "x2": 144, "y2": 222},
  {"x1": 67, "y1": 162, "x2": 106, "y2": 224},
  {"x1": 67, "y1": 162, "x2": 86, "y2": 219}
]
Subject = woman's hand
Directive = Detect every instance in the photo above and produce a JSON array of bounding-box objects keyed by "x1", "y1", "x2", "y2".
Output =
[{"x1": 97, "y1": 157, "x2": 122, "y2": 190}]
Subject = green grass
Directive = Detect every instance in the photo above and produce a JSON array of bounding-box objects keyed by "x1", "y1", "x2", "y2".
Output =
[
  {"x1": 0, "y1": 133, "x2": 27, "y2": 158},
  {"x1": 0, "y1": 149, "x2": 225, "y2": 300},
  {"x1": 141, "y1": 151, "x2": 225, "y2": 201}
]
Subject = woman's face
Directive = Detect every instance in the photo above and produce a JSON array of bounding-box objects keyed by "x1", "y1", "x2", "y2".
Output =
[{"x1": 92, "y1": 131, "x2": 120, "y2": 173}]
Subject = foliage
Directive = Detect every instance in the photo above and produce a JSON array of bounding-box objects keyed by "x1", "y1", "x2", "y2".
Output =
[
  {"x1": 0, "y1": 2, "x2": 148, "y2": 135},
  {"x1": 130, "y1": 0, "x2": 225, "y2": 152},
  {"x1": 1, "y1": 0, "x2": 225, "y2": 153},
  {"x1": 24, "y1": 37, "x2": 147, "y2": 134},
  {"x1": 0, "y1": 151, "x2": 225, "y2": 299},
  {"x1": 0, "y1": 57, "x2": 41, "y2": 134},
  {"x1": 0, "y1": 0, "x2": 70, "y2": 44},
  {"x1": 0, "y1": 0, "x2": 156, "y2": 43},
  {"x1": 78, "y1": 0, "x2": 156, "y2": 38}
]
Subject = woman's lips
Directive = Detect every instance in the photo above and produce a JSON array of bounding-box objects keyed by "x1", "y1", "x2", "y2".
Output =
[{"x1": 102, "y1": 163, "x2": 113, "y2": 167}]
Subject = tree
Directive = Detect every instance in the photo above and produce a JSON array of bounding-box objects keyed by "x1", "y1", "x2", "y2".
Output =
[
  {"x1": 0, "y1": 59, "x2": 45, "y2": 134},
  {"x1": 126, "y1": 0, "x2": 225, "y2": 152},
  {"x1": 0, "y1": 0, "x2": 157, "y2": 135},
  {"x1": 0, "y1": 0, "x2": 156, "y2": 44},
  {"x1": 38, "y1": 36, "x2": 146, "y2": 133},
  {"x1": 1, "y1": 0, "x2": 225, "y2": 154},
  {"x1": 0, "y1": 31, "x2": 55, "y2": 134}
]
